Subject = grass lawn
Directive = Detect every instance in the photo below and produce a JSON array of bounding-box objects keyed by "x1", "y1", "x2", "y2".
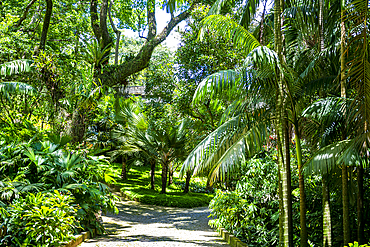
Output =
[{"x1": 112, "y1": 164, "x2": 214, "y2": 208}]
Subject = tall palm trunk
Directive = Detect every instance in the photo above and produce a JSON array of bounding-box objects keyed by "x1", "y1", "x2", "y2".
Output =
[
  {"x1": 293, "y1": 118, "x2": 307, "y2": 247},
  {"x1": 319, "y1": 1, "x2": 332, "y2": 245},
  {"x1": 278, "y1": 162, "x2": 284, "y2": 245},
  {"x1": 274, "y1": 0, "x2": 293, "y2": 245},
  {"x1": 322, "y1": 175, "x2": 332, "y2": 247},
  {"x1": 283, "y1": 120, "x2": 293, "y2": 246},
  {"x1": 340, "y1": 1, "x2": 350, "y2": 245},
  {"x1": 357, "y1": 166, "x2": 364, "y2": 244}
]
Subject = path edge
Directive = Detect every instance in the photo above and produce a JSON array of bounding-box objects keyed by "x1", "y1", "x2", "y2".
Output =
[
  {"x1": 215, "y1": 227, "x2": 249, "y2": 247},
  {"x1": 61, "y1": 229, "x2": 96, "y2": 247}
]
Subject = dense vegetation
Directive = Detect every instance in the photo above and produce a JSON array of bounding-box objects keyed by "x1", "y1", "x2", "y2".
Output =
[{"x1": 0, "y1": 0, "x2": 369, "y2": 246}]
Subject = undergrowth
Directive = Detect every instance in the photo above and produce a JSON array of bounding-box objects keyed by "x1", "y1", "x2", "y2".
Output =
[{"x1": 112, "y1": 164, "x2": 213, "y2": 208}]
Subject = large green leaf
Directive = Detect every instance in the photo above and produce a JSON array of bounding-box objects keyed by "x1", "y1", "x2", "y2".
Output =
[
  {"x1": 199, "y1": 15, "x2": 260, "y2": 52},
  {"x1": 180, "y1": 108, "x2": 268, "y2": 181},
  {"x1": 0, "y1": 59, "x2": 33, "y2": 77},
  {"x1": 304, "y1": 140, "x2": 353, "y2": 175},
  {"x1": 0, "y1": 82, "x2": 37, "y2": 96}
]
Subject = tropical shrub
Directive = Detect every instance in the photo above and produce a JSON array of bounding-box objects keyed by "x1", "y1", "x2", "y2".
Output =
[
  {"x1": 0, "y1": 133, "x2": 118, "y2": 245},
  {"x1": 0, "y1": 191, "x2": 78, "y2": 247},
  {"x1": 208, "y1": 156, "x2": 280, "y2": 247}
]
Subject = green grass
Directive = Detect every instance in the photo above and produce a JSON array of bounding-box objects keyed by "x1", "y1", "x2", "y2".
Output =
[{"x1": 112, "y1": 164, "x2": 214, "y2": 208}]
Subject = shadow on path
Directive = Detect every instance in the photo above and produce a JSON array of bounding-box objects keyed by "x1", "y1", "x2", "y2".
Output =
[{"x1": 80, "y1": 200, "x2": 229, "y2": 247}]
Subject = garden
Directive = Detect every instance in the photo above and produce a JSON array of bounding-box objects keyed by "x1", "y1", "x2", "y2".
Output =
[{"x1": 0, "y1": 0, "x2": 370, "y2": 247}]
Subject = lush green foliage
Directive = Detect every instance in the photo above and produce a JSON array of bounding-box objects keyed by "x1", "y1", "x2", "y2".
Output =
[
  {"x1": 115, "y1": 165, "x2": 213, "y2": 208},
  {"x1": 1, "y1": 191, "x2": 78, "y2": 246},
  {"x1": 0, "y1": 132, "x2": 118, "y2": 246},
  {"x1": 175, "y1": 5, "x2": 247, "y2": 135},
  {"x1": 346, "y1": 243, "x2": 370, "y2": 247},
  {"x1": 1, "y1": 0, "x2": 370, "y2": 246},
  {"x1": 208, "y1": 153, "x2": 279, "y2": 246},
  {"x1": 207, "y1": 142, "x2": 370, "y2": 246}
]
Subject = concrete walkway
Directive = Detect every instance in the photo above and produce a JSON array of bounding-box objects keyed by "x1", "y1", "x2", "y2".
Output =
[{"x1": 79, "y1": 200, "x2": 229, "y2": 247}]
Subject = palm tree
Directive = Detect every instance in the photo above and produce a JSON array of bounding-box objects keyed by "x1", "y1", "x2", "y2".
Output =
[
  {"x1": 111, "y1": 99, "x2": 157, "y2": 186},
  {"x1": 114, "y1": 99, "x2": 190, "y2": 193},
  {"x1": 345, "y1": 0, "x2": 369, "y2": 243},
  {"x1": 181, "y1": 4, "x2": 325, "y2": 245},
  {"x1": 0, "y1": 59, "x2": 37, "y2": 125},
  {"x1": 151, "y1": 120, "x2": 190, "y2": 193},
  {"x1": 302, "y1": 1, "x2": 369, "y2": 245}
]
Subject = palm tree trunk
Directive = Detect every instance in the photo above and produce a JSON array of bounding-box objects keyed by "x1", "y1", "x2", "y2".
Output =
[
  {"x1": 278, "y1": 163, "x2": 284, "y2": 247},
  {"x1": 283, "y1": 119, "x2": 293, "y2": 246},
  {"x1": 277, "y1": 116, "x2": 292, "y2": 247},
  {"x1": 341, "y1": 2, "x2": 350, "y2": 245},
  {"x1": 323, "y1": 175, "x2": 332, "y2": 247},
  {"x1": 121, "y1": 156, "x2": 127, "y2": 180},
  {"x1": 184, "y1": 170, "x2": 191, "y2": 193},
  {"x1": 357, "y1": 166, "x2": 364, "y2": 244},
  {"x1": 258, "y1": 0, "x2": 268, "y2": 45},
  {"x1": 293, "y1": 121, "x2": 307, "y2": 247},
  {"x1": 161, "y1": 162, "x2": 168, "y2": 194},
  {"x1": 319, "y1": 1, "x2": 332, "y2": 245},
  {"x1": 168, "y1": 162, "x2": 173, "y2": 186},
  {"x1": 274, "y1": 0, "x2": 292, "y2": 245},
  {"x1": 342, "y1": 163, "x2": 350, "y2": 245},
  {"x1": 150, "y1": 159, "x2": 156, "y2": 190}
]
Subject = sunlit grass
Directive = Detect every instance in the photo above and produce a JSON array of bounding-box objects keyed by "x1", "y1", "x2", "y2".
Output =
[{"x1": 112, "y1": 164, "x2": 213, "y2": 208}]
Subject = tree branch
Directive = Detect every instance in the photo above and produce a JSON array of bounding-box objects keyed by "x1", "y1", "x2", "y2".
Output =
[
  {"x1": 36, "y1": 0, "x2": 53, "y2": 53},
  {"x1": 108, "y1": 0, "x2": 121, "y2": 65},
  {"x1": 147, "y1": 0, "x2": 157, "y2": 40},
  {"x1": 98, "y1": 3, "x2": 196, "y2": 87},
  {"x1": 100, "y1": 0, "x2": 112, "y2": 48},
  {"x1": 14, "y1": 0, "x2": 37, "y2": 28},
  {"x1": 152, "y1": 4, "x2": 196, "y2": 46},
  {"x1": 90, "y1": 0, "x2": 101, "y2": 40},
  {"x1": 108, "y1": 0, "x2": 118, "y2": 33}
]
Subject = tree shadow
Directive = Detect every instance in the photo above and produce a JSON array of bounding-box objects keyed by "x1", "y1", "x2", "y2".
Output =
[{"x1": 103, "y1": 200, "x2": 214, "y2": 232}]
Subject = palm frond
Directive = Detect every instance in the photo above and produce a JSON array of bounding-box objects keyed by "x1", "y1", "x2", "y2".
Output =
[
  {"x1": 0, "y1": 59, "x2": 33, "y2": 77},
  {"x1": 180, "y1": 108, "x2": 268, "y2": 179},
  {"x1": 207, "y1": 0, "x2": 228, "y2": 15},
  {"x1": 180, "y1": 115, "x2": 243, "y2": 177},
  {"x1": 200, "y1": 15, "x2": 260, "y2": 52},
  {"x1": 304, "y1": 140, "x2": 351, "y2": 175},
  {"x1": 165, "y1": 0, "x2": 187, "y2": 14},
  {"x1": 302, "y1": 97, "x2": 348, "y2": 146},
  {"x1": 346, "y1": 0, "x2": 370, "y2": 145},
  {"x1": 0, "y1": 82, "x2": 37, "y2": 96},
  {"x1": 192, "y1": 69, "x2": 246, "y2": 105},
  {"x1": 206, "y1": 121, "x2": 267, "y2": 183},
  {"x1": 302, "y1": 97, "x2": 346, "y2": 122},
  {"x1": 239, "y1": 0, "x2": 261, "y2": 28},
  {"x1": 193, "y1": 46, "x2": 280, "y2": 108}
]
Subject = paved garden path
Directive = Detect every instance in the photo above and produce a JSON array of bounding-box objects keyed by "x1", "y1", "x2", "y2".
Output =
[{"x1": 79, "y1": 199, "x2": 229, "y2": 247}]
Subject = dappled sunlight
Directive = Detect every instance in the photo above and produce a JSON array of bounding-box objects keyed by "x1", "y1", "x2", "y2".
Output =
[{"x1": 80, "y1": 200, "x2": 228, "y2": 247}]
